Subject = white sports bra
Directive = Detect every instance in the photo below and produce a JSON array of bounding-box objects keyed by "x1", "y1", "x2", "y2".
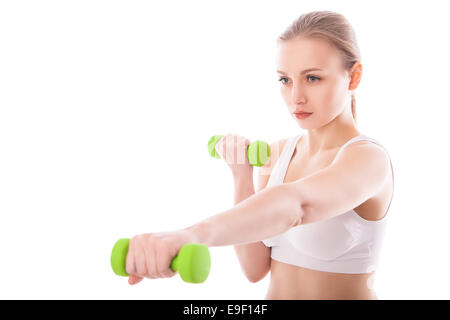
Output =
[{"x1": 261, "y1": 133, "x2": 394, "y2": 274}]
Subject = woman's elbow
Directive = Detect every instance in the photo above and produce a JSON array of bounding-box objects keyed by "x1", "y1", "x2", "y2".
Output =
[{"x1": 246, "y1": 265, "x2": 270, "y2": 283}]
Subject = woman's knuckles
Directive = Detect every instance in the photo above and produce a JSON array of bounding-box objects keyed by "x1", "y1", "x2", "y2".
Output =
[{"x1": 127, "y1": 231, "x2": 189, "y2": 281}]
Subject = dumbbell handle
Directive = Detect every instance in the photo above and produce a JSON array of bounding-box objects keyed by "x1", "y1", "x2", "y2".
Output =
[
  {"x1": 208, "y1": 134, "x2": 270, "y2": 167},
  {"x1": 110, "y1": 239, "x2": 211, "y2": 283}
]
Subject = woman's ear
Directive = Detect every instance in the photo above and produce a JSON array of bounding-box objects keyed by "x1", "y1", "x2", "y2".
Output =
[{"x1": 348, "y1": 62, "x2": 362, "y2": 90}]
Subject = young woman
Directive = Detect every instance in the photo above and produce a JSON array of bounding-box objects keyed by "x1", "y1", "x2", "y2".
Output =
[{"x1": 124, "y1": 11, "x2": 394, "y2": 300}]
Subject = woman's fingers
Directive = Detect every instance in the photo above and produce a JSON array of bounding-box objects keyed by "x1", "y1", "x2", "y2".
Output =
[
  {"x1": 156, "y1": 241, "x2": 177, "y2": 278},
  {"x1": 126, "y1": 236, "x2": 136, "y2": 276},
  {"x1": 125, "y1": 231, "x2": 192, "y2": 284},
  {"x1": 126, "y1": 238, "x2": 143, "y2": 285},
  {"x1": 215, "y1": 133, "x2": 250, "y2": 166},
  {"x1": 128, "y1": 274, "x2": 143, "y2": 285},
  {"x1": 135, "y1": 235, "x2": 148, "y2": 278},
  {"x1": 144, "y1": 236, "x2": 158, "y2": 279}
]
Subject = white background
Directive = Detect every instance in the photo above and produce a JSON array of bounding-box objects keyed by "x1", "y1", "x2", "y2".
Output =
[{"x1": 1, "y1": 0, "x2": 449, "y2": 299}]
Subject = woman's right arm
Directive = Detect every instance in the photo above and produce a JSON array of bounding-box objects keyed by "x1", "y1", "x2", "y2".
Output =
[
  {"x1": 232, "y1": 174, "x2": 270, "y2": 283},
  {"x1": 233, "y1": 140, "x2": 286, "y2": 283}
]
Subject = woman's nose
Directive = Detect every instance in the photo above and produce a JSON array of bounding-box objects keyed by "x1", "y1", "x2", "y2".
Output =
[{"x1": 291, "y1": 83, "x2": 306, "y2": 104}]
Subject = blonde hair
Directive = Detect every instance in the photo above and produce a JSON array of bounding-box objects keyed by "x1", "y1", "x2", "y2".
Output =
[{"x1": 278, "y1": 11, "x2": 361, "y2": 122}]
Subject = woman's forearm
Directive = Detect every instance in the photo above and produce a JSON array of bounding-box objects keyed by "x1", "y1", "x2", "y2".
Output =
[
  {"x1": 233, "y1": 175, "x2": 255, "y2": 204},
  {"x1": 231, "y1": 175, "x2": 270, "y2": 281},
  {"x1": 185, "y1": 182, "x2": 302, "y2": 247}
]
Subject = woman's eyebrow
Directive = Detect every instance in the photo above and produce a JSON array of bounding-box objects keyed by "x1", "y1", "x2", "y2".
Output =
[{"x1": 276, "y1": 68, "x2": 323, "y2": 75}]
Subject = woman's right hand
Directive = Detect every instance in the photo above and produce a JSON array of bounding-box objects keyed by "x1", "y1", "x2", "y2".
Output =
[{"x1": 214, "y1": 133, "x2": 254, "y2": 180}]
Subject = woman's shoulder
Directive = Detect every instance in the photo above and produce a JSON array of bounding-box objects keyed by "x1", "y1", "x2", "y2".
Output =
[{"x1": 272, "y1": 136, "x2": 291, "y2": 154}]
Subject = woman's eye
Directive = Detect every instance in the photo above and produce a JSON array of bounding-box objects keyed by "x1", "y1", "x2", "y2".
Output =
[
  {"x1": 307, "y1": 75, "x2": 320, "y2": 83},
  {"x1": 278, "y1": 77, "x2": 288, "y2": 85},
  {"x1": 278, "y1": 75, "x2": 320, "y2": 85}
]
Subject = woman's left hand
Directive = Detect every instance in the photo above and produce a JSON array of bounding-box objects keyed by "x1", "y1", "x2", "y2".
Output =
[{"x1": 126, "y1": 229, "x2": 198, "y2": 285}]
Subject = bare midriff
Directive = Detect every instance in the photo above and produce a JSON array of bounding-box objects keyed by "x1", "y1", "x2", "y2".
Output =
[{"x1": 265, "y1": 258, "x2": 378, "y2": 300}]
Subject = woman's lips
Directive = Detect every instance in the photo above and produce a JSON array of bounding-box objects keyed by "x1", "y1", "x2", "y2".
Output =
[{"x1": 294, "y1": 112, "x2": 312, "y2": 119}]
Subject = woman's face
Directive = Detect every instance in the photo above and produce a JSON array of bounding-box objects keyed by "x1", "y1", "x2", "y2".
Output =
[{"x1": 276, "y1": 37, "x2": 354, "y2": 129}]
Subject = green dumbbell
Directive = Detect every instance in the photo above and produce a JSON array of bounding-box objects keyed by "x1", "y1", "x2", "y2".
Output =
[
  {"x1": 207, "y1": 134, "x2": 271, "y2": 167},
  {"x1": 110, "y1": 239, "x2": 211, "y2": 283}
]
